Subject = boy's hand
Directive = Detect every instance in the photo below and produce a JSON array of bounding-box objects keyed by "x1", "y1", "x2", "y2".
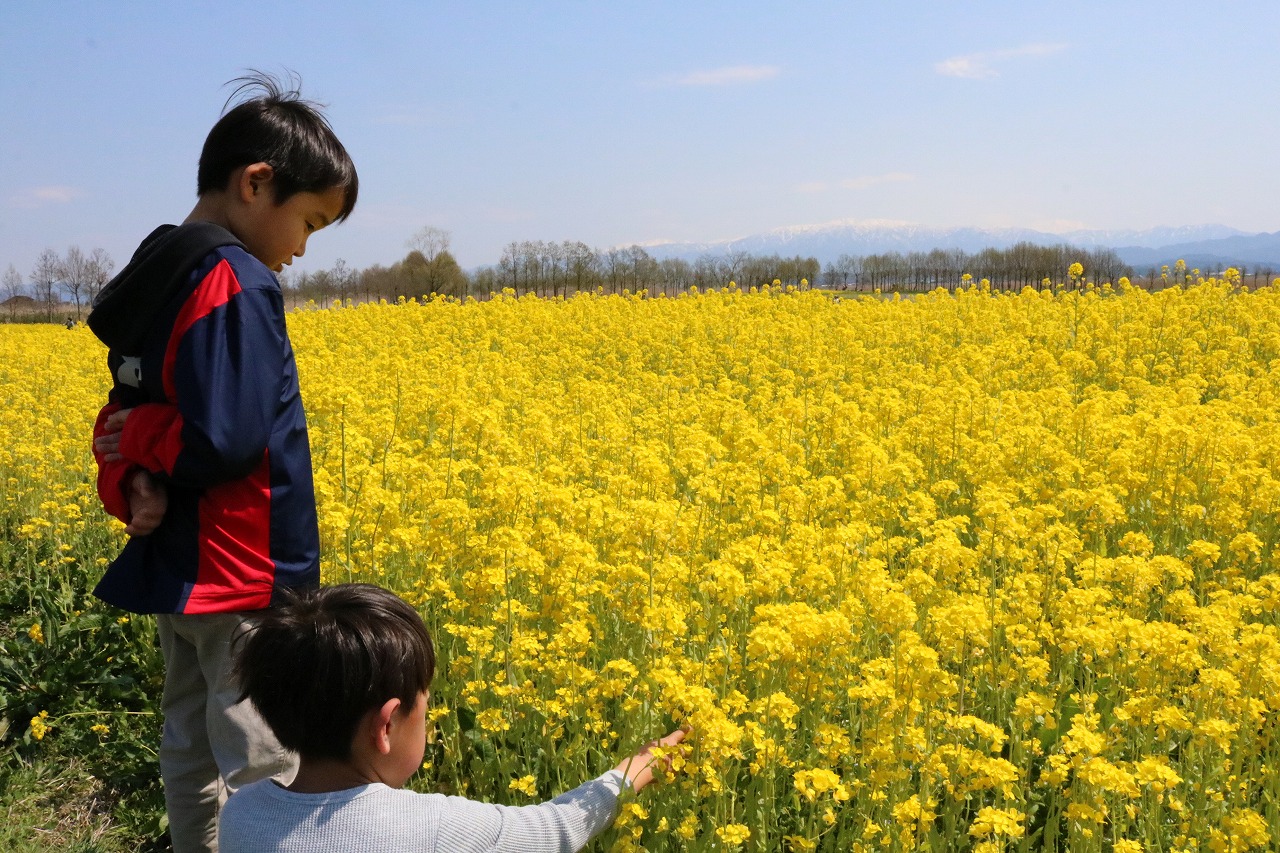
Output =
[
  {"x1": 125, "y1": 469, "x2": 167, "y2": 536},
  {"x1": 614, "y1": 727, "x2": 690, "y2": 792},
  {"x1": 94, "y1": 407, "x2": 132, "y2": 463}
]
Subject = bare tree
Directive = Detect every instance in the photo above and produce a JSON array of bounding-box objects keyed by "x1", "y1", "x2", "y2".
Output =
[
  {"x1": 87, "y1": 248, "x2": 115, "y2": 306},
  {"x1": 625, "y1": 246, "x2": 658, "y2": 293},
  {"x1": 829, "y1": 254, "x2": 862, "y2": 289},
  {"x1": 331, "y1": 258, "x2": 353, "y2": 304},
  {"x1": 3, "y1": 264, "x2": 24, "y2": 320},
  {"x1": 499, "y1": 242, "x2": 521, "y2": 295},
  {"x1": 32, "y1": 249, "x2": 61, "y2": 322},
  {"x1": 692, "y1": 255, "x2": 721, "y2": 290},
  {"x1": 407, "y1": 226, "x2": 451, "y2": 263},
  {"x1": 658, "y1": 258, "x2": 692, "y2": 296},
  {"x1": 720, "y1": 250, "x2": 749, "y2": 286},
  {"x1": 563, "y1": 241, "x2": 596, "y2": 294},
  {"x1": 58, "y1": 246, "x2": 94, "y2": 320}
]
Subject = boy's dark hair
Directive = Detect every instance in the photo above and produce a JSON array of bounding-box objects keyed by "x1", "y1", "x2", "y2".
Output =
[
  {"x1": 234, "y1": 583, "x2": 434, "y2": 761},
  {"x1": 197, "y1": 70, "x2": 359, "y2": 222}
]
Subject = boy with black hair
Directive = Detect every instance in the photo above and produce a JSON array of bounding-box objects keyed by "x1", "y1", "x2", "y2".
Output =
[
  {"x1": 220, "y1": 583, "x2": 688, "y2": 853},
  {"x1": 88, "y1": 72, "x2": 358, "y2": 852}
]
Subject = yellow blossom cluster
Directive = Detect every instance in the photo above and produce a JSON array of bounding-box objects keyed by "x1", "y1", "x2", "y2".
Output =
[{"x1": 4, "y1": 277, "x2": 1280, "y2": 850}]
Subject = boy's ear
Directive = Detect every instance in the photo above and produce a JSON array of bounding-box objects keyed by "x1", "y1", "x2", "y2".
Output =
[
  {"x1": 369, "y1": 697, "x2": 403, "y2": 756},
  {"x1": 237, "y1": 162, "x2": 276, "y2": 202}
]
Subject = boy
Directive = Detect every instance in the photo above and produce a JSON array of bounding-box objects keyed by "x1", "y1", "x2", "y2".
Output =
[
  {"x1": 88, "y1": 72, "x2": 358, "y2": 852},
  {"x1": 220, "y1": 583, "x2": 688, "y2": 852}
]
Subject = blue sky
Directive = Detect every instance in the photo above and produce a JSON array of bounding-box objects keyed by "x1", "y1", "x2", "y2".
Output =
[{"x1": 4, "y1": 1, "x2": 1279, "y2": 277}]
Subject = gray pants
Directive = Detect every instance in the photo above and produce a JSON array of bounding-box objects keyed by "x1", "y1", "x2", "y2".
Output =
[{"x1": 157, "y1": 612, "x2": 297, "y2": 853}]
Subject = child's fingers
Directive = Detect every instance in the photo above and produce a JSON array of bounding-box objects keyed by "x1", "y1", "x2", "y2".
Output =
[
  {"x1": 125, "y1": 501, "x2": 165, "y2": 536},
  {"x1": 104, "y1": 408, "x2": 132, "y2": 433}
]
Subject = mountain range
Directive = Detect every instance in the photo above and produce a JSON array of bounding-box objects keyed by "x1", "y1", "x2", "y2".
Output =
[{"x1": 640, "y1": 221, "x2": 1280, "y2": 272}]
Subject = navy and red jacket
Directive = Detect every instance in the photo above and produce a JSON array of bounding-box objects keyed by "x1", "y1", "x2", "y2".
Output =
[{"x1": 88, "y1": 222, "x2": 320, "y2": 614}]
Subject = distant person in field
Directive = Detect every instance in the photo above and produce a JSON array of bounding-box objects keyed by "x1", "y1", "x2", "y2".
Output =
[
  {"x1": 87, "y1": 71, "x2": 358, "y2": 853},
  {"x1": 220, "y1": 583, "x2": 689, "y2": 853}
]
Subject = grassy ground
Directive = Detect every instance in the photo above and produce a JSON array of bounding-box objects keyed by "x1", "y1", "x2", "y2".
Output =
[
  {"x1": 0, "y1": 759, "x2": 138, "y2": 852},
  {"x1": 0, "y1": 539, "x2": 169, "y2": 849}
]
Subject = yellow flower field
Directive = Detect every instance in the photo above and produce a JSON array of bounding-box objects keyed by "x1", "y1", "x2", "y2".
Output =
[{"x1": 3, "y1": 278, "x2": 1280, "y2": 851}]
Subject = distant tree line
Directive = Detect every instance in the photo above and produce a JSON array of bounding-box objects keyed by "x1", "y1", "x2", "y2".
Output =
[
  {"x1": 278, "y1": 233, "x2": 1133, "y2": 306},
  {"x1": 283, "y1": 226, "x2": 472, "y2": 306},
  {"x1": 8, "y1": 229, "x2": 1180, "y2": 323},
  {"x1": 1136, "y1": 261, "x2": 1276, "y2": 290},
  {"x1": 2, "y1": 247, "x2": 115, "y2": 323},
  {"x1": 278, "y1": 231, "x2": 823, "y2": 306},
  {"x1": 821, "y1": 243, "x2": 1133, "y2": 292},
  {"x1": 473, "y1": 242, "x2": 820, "y2": 298}
]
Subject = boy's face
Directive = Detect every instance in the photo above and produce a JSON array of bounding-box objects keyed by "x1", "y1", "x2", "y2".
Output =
[{"x1": 238, "y1": 168, "x2": 347, "y2": 273}]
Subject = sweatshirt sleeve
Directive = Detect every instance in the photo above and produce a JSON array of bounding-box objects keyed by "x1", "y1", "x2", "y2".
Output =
[
  {"x1": 115, "y1": 257, "x2": 285, "y2": 489},
  {"x1": 434, "y1": 771, "x2": 626, "y2": 853}
]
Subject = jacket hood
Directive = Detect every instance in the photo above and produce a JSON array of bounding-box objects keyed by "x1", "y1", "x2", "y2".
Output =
[{"x1": 88, "y1": 222, "x2": 245, "y2": 354}]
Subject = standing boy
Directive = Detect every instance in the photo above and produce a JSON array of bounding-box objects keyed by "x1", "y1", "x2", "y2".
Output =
[{"x1": 88, "y1": 72, "x2": 358, "y2": 852}]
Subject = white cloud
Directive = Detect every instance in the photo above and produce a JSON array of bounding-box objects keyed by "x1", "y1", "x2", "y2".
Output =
[
  {"x1": 10, "y1": 186, "x2": 82, "y2": 207},
  {"x1": 935, "y1": 43, "x2": 1068, "y2": 79},
  {"x1": 663, "y1": 65, "x2": 780, "y2": 87},
  {"x1": 935, "y1": 56, "x2": 996, "y2": 80}
]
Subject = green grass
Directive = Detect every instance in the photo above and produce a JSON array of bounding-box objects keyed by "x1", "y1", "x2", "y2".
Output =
[
  {"x1": 0, "y1": 758, "x2": 138, "y2": 852},
  {"x1": 0, "y1": 536, "x2": 169, "y2": 851}
]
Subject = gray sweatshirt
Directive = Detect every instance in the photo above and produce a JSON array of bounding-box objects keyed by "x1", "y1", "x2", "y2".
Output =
[{"x1": 218, "y1": 771, "x2": 627, "y2": 853}]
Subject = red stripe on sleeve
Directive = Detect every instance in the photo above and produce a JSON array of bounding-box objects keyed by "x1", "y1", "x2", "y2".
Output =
[{"x1": 163, "y1": 258, "x2": 243, "y2": 402}]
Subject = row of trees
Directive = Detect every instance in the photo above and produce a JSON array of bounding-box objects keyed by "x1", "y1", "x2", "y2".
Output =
[
  {"x1": 1141, "y1": 259, "x2": 1275, "y2": 289},
  {"x1": 477, "y1": 242, "x2": 821, "y2": 298},
  {"x1": 276, "y1": 234, "x2": 822, "y2": 307},
  {"x1": 281, "y1": 227, "x2": 471, "y2": 306},
  {"x1": 9, "y1": 228, "x2": 1172, "y2": 322},
  {"x1": 820, "y1": 243, "x2": 1133, "y2": 292},
  {"x1": 278, "y1": 232, "x2": 822, "y2": 306},
  {"x1": 279, "y1": 235, "x2": 1127, "y2": 306},
  {"x1": 3, "y1": 247, "x2": 115, "y2": 322}
]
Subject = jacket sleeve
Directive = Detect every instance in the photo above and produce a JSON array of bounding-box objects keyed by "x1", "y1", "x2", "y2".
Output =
[
  {"x1": 93, "y1": 401, "x2": 138, "y2": 523},
  {"x1": 116, "y1": 258, "x2": 285, "y2": 490},
  {"x1": 115, "y1": 403, "x2": 184, "y2": 474}
]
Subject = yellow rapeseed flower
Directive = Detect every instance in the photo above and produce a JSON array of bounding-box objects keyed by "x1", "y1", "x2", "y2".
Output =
[
  {"x1": 715, "y1": 823, "x2": 751, "y2": 846},
  {"x1": 968, "y1": 806, "x2": 1026, "y2": 838},
  {"x1": 508, "y1": 775, "x2": 537, "y2": 796},
  {"x1": 28, "y1": 711, "x2": 50, "y2": 741}
]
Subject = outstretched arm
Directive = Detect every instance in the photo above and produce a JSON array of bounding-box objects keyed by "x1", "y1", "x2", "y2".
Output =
[{"x1": 434, "y1": 727, "x2": 692, "y2": 853}]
